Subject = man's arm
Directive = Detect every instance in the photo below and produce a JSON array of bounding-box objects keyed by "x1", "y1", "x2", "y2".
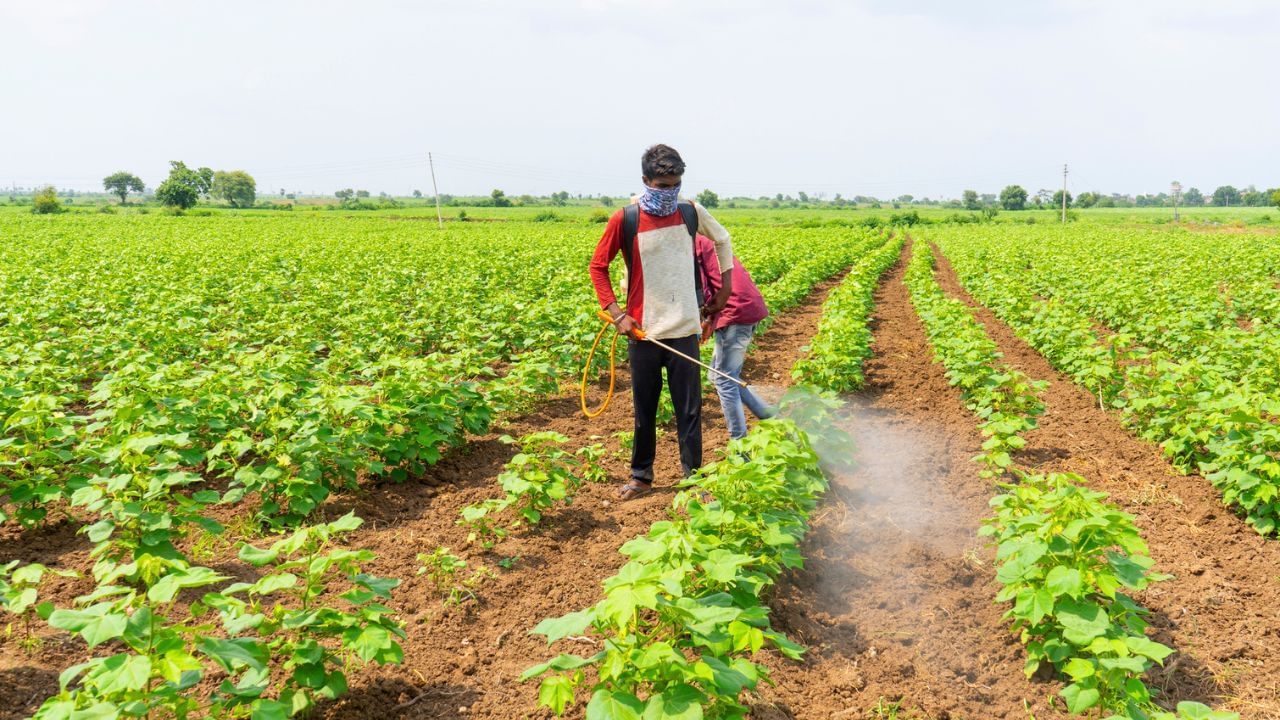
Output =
[
  {"x1": 696, "y1": 235, "x2": 723, "y2": 301},
  {"x1": 694, "y1": 203, "x2": 734, "y2": 313},
  {"x1": 589, "y1": 212, "x2": 640, "y2": 337}
]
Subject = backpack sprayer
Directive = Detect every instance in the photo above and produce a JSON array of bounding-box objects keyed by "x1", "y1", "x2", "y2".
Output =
[{"x1": 580, "y1": 309, "x2": 747, "y2": 419}]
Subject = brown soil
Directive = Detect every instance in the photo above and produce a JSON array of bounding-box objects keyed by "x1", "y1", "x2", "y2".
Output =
[
  {"x1": 0, "y1": 272, "x2": 848, "y2": 720},
  {"x1": 931, "y1": 244, "x2": 1280, "y2": 717},
  {"x1": 752, "y1": 240, "x2": 1069, "y2": 719}
]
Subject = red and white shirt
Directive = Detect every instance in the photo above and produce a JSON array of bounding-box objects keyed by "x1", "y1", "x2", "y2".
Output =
[{"x1": 589, "y1": 203, "x2": 733, "y2": 340}]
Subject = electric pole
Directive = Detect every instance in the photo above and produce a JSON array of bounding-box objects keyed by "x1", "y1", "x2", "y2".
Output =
[
  {"x1": 429, "y1": 152, "x2": 443, "y2": 229},
  {"x1": 1061, "y1": 164, "x2": 1069, "y2": 223},
  {"x1": 1171, "y1": 181, "x2": 1182, "y2": 222}
]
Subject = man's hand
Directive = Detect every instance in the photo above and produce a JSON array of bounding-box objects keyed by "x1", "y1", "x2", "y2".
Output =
[
  {"x1": 605, "y1": 302, "x2": 642, "y2": 339},
  {"x1": 615, "y1": 314, "x2": 641, "y2": 339},
  {"x1": 700, "y1": 320, "x2": 713, "y2": 344}
]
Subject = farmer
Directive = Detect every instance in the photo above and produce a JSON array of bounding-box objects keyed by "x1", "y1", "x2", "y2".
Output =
[
  {"x1": 695, "y1": 237, "x2": 773, "y2": 439},
  {"x1": 589, "y1": 144, "x2": 734, "y2": 501}
]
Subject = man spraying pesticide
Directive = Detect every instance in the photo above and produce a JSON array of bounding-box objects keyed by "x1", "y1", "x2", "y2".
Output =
[{"x1": 588, "y1": 144, "x2": 735, "y2": 501}]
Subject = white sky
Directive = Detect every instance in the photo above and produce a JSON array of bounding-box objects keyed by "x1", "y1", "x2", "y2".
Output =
[{"x1": 2, "y1": 0, "x2": 1277, "y2": 199}]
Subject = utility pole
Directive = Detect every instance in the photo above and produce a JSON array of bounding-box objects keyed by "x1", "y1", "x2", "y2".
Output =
[
  {"x1": 429, "y1": 152, "x2": 443, "y2": 229},
  {"x1": 1171, "y1": 181, "x2": 1182, "y2": 222},
  {"x1": 1061, "y1": 164, "x2": 1069, "y2": 223}
]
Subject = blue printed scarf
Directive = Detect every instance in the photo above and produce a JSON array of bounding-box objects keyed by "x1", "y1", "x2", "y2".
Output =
[{"x1": 639, "y1": 183, "x2": 681, "y2": 216}]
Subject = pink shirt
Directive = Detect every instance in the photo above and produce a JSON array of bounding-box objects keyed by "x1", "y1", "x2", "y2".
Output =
[{"x1": 695, "y1": 235, "x2": 769, "y2": 331}]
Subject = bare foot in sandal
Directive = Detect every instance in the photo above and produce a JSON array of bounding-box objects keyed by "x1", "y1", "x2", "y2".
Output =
[{"x1": 618, "y1": 480, "x2": 653, "y2": 501}]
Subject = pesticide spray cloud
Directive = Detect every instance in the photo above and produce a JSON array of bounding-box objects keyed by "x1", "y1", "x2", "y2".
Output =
[{"x1": 770, "y1": 387, "x2": 984, "y2": 663}]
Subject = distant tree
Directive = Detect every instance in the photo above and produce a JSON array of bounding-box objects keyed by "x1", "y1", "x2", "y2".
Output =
[
  {"x1": 1271, "y1": 189, "x2": 1280, "y2": 209},
  {"x1": 896, "y1": 194, "x2": 914, "y2": 204},
  {"x1": 491, "y1": 188, "x2": 511, "y2": 207},
  {"x1": 1052, "y1": 189, "x2": 1073, "y2": 208},
  {"x1": 212, "y1": 170, "x2": 257, "y2": 208},
  {"x1": 168, "y1": 161, "x2": 213, "y2": 196},
  {"x1": 335, "y1": 189, "x2": 354, "y2": 201},
  {"x1": 696, "y1": 189, "x2": 719, "y2": 208},
  {"x1": 32, "y1": 185, "x2": 62, "y2": 214},
  {"x1": 1241, "y1": 187, "x2": 1268, "y2": 207},
  {"x1": 1096, "y1": 196, "x2": 1116, "y2": 208},
  {"x1": 102, "y1": 171, "x2": 145, "y2": 204},
  {"x1": 356, "y1": 189, "x2": 370, "y2": 198},
  {"x1": 1075, "y1": 191, "x2": 1099, "y2": 208},
  {"x1": 1182, "y1": 187, "x2": 1204, "y2": 206},
  {"x1": 550, "y1": 191, "x2": 570, "y2": 206},
  {"x1": 157, "y1": 161, "x2": 212, "y2": 208},
  {"x1": 1212, "y1": 185, "x2": 1240, "y2": 206},
  {"x1": 599, "y1": 195, "x2": 614, "y2": 207},
  {"x1": 412, "y1": 189, "x2": 422, "y2": 198},
  {"x1": 999, "y1": 185, "x2": 1027, "y2": 211},
  {"x1": 155, "y1": 179, "x2": 197, "y2": 209},
  {"x1": 797, "y1": 191, "x2": 809, "y2": 203},
  {"x1": 279, "y1": 187, "x2": 286, "y2": 196},
  {"x1": 962, "y1": 189, "x2": 980, "y2": 210},
  {"x1": 775, "y1": 193, "x2": 784, "y2": 202}
]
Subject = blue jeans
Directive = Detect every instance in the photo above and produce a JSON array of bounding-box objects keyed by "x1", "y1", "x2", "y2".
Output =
[{"x1": 711, "y1": 323, "x2": 772, "y2": 440}]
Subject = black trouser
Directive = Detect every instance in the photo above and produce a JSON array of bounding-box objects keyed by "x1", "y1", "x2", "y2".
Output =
[{"x1": 629, "y1": 333, "x2": 702, "y2": 482}]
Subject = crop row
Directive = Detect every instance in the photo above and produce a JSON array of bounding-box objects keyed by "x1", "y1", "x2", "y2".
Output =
[
  {"x1": 929, "y1": 226, "x2": 1280, "y2": 537},
  {"x1": 903, "y1": 242, "x2": 1233, "y2": 720},
  {"x1": 792, "y1": 232, "x2": 904, "y2": 391},
  {"x1": 522, "y1": 232, "x2": 907, "y2": 717},
  {"x1": 4, "y1": 513, "x2": 405, "y2": 720}
]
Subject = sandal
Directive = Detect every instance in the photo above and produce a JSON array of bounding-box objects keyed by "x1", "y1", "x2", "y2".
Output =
[{"x1": 618, "y1": 480, "x2": 653, "y2": 501}]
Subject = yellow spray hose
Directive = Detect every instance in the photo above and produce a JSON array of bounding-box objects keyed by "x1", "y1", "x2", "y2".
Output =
[{"x1": 580, "y1": 310, "x2": 626, "y2": 418}]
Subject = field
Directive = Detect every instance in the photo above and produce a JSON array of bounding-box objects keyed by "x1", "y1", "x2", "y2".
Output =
[{"x1": 2, "y1": 208, "x2": 1278, "y2": 720}]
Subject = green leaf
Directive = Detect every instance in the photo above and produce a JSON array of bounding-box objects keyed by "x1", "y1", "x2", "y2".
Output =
[
  {"x1": 1099, "y1": 655, "x2": 1149, "y2": 673},
  {"x1": 538, "y1": 674, "x2": 577, "y2": 716},
  {"x1": 701, "y1": 549, "x2": 752, "y2": 584},
  {"x1": 520, "y1": 652, "x2": 603, "y2": 682},
  {"x1": 642, "y1": 685, "x2": 704, "y2": 720},
  {"x1": 530, "y1": 608, "x2": 594, "y2": 644},
  {"x1": 249, "y1": 699, "x2": 291, "y2": 720},
  {"x1": 147, "y1": 566, "x2": 229, "y2": 603},
  {"x1": 353, "y1": 573, "x2": 400, "y2": 599},
  {"x1": 47, "y1": 606, "x2": 127, "y2": 648},
  {"x1": 250, "y1": 572, "x2": 298, "y2": 595},
  {"x1": 328, "y1": 512, "x2": 363, "y2": 533},
  {"x1": 1045, "y1": 565, "x2": 1083, "y2": 598},
  {"x1": 350, "y1": 625, "x2": 392, "y2": 662},
  {"x1": 585, "y1": 689, "x2": 644, "y2": 720},
  {"x1": 198, "y1": 636, "x2": 269, "y2": 672},
  {"x1": 1126, "y1": 635, "x2": 1175, "y2": 663},
  {"x1": 1063, "y1": 657, "x2": 1095, "y2": 681},
  {"x1": 67, "y1": 702, "x2": 120, "y2": 720},
  {"x1": 1175, "y1": 701, "x2": 1239, "y2": 720},
  {"x1": 94, "y1": 654, "x2": 151, "y2": 694},
  {"x1": 1060, "y1": 681, "x2": 1101, "y2": 713},
  {"x1": 238, "y1": 544, "x2": 279, "y2": 566},
  {"x1": 1054, "y1": 599, "x2": 1111, "y2": 645}
]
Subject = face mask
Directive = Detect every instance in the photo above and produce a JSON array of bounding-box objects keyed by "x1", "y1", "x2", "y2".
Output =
[{"x1": 639, "y1": 183, "x2": 681, "y2": 216}]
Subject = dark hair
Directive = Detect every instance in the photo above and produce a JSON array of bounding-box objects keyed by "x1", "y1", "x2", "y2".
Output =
[{"x1": 641, "y1": 144, "x2": 685, "y2": 179}]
